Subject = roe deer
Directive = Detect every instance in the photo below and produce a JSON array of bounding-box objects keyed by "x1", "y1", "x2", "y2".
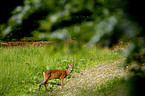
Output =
[{"x1": 38, "y1": 62, "x2": 74, "y2": 91}]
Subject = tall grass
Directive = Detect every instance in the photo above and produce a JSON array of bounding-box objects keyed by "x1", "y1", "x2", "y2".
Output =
[{"x1": 0, "y1": 45, "x2": 123, "y2": 95}]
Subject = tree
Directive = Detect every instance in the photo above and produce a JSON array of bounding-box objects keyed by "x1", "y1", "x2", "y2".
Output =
[{"x1": 0, "y1": 0, "x2": 145, "y2": 95}]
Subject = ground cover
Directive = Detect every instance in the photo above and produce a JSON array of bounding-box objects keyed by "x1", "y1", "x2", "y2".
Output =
[{"x1": 0, "y1": 44, "x2": 124, "y2": 96}]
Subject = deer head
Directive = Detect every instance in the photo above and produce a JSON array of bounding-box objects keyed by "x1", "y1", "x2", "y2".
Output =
[{"x1": 67, "y1": 62, "x2": 74, "y2": 72}]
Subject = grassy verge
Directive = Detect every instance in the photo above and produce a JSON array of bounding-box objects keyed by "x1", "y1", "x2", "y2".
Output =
[
  {"x1": 76, "y1": 77, "x2": 129, "y2": 96},
  {"x1": 0, "y1": 45, "x2": 123, "y2": 96},
  {"x1": 34, "y1": 60, "x2": 128, "y2": 96}
]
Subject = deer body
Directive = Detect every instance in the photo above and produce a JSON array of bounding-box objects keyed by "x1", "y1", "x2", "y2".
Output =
[
  {"x1": 38, "y1": 63, "x2": 73, "y2": 91},
  {"x1": 44, "y1": 69, "x2": 70, "y2": 79}
]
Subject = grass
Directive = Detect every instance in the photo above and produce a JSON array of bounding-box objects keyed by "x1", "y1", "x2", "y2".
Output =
[
  {"x1": 76, "y1": 77, "x2": 129, "y2": 96},
  {"x1": 0, "y1": 44, "x2": 123, "y2": 96},
  {"x1": 50, "y1": 59, "x2": 128, "y2": 96}
]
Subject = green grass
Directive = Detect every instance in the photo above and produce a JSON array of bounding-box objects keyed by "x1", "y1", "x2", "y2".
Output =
[
  {"x1": 0, "y1": 45, "x2": 123, "y2": 96},
  {"x1": 77, "y1": 77, "x2": 129, "y2": 96}
]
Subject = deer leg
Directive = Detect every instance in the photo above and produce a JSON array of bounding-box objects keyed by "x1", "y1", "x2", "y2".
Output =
[
  {"x1": 44, "y1": 81, "x2": 49, "y2": 91},
  {"x1": 61, "y1": 78, "x2": 64, "y2": 91},
  {"x1": 38, "y1": 74, "x2": 50, "y2": 92},
  {"x1": 43, "y1": 75, "x2": 50, "y2": 91},
  {"x1": 38, "y1": 80, "x2": 45, "y2": 92}
]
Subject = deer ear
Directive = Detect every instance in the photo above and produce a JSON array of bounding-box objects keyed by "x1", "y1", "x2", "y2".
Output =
[
  {"x1": 72, "y1": 60, "x2": 74, "y2": 65},
  {"x1": 67, "y1": 63, "x2": 70, "y2": 66},
  {"x1": 72, "y1": 62, "x2": 74, "y2": 66}
]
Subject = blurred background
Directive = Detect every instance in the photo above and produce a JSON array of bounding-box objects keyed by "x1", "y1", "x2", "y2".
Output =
[{"x1": 0, "y1": 0, "x2": 145, "y2": 96}]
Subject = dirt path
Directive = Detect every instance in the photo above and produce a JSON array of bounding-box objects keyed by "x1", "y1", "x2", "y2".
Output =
[{"x1": 43, "y1": 60, "x2": 127, "y2": 96}]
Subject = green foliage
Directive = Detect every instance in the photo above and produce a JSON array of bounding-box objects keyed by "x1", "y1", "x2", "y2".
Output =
[
  {"x1": 95, "y1": 77, "x2": 120, "y2": 92},
  {"x1": 92, "y1": 77, "x2": 129, "y2": 96},
  {"x1": 0, "y1": 0, "x2": 126, "y2": 41},
  {"x1": 0, "y1": 0, "x2": 145, "y2": 95},
  {"x1": 0, "y1": 45, "x2": 123, "y2": 95}
]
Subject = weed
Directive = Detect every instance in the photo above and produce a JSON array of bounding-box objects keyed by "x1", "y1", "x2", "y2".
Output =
[{"x1": 0, "y1": 45, "x2": 123, "y2": 95}]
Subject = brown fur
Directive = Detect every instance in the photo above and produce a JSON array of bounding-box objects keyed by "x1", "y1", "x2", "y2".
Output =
[{"x1": 37, "y1": 63, "x2": 74, "y2": 91}]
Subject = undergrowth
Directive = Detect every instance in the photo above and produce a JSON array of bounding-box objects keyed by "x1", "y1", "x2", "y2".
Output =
[{"x1": 0, "y1": 45, "x2": 123, "y2": 96}]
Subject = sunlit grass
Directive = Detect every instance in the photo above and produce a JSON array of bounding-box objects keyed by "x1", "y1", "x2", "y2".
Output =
[{"x1": 0, "y1": 45, "x2": 123, "y2": 95}]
